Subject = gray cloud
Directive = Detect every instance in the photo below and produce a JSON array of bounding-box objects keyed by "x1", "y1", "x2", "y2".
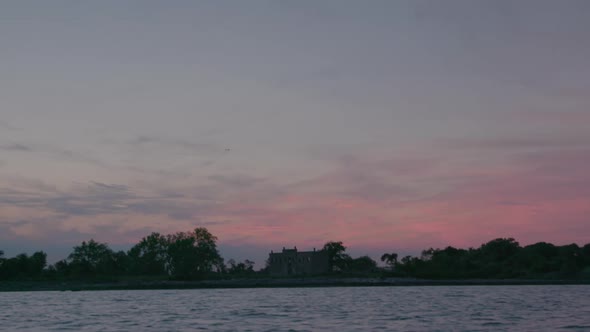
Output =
[
  {"x1": 0, "y1": 179, "x2": 221, "y2": 221},
  {"x1": 0, "y1": 181, "x2": 135, "y2": 216},
  {"x1": 0, "y1": 143, "x2": 33, "y2": 151},
  {"x1": 208, "y1": 174, "x2": 266, "y2": 188},
  {"x1": 0, "y1": 188, "x2": 48, "y2": 208},
  {"x1": 0, "y1": 121, "x2": 20, "y2": 131},
  {"x1": 442, "y1": 136, "x2": 589, "y2": 151},
  {"x1": 54, "y1": 149, "x2": 106, "y2": 166},
  {"x1": 31, "y1": 184, "x2": 132, "y2": 216},
  {"x1": 123, "y1": 165, "x2": 193, "y2": 178},
  {"x1": 113, "y1": 135, "x2": 223, "y2": 155},
  {"x1": 0, "y1": 141, "x2": 106, "y2": 167},
  {"x1": 286, "y1": 156, "x2": 437, "y2": 202}
]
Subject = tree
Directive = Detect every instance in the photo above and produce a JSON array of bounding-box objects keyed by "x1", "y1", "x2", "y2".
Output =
[
  {"x1": 227, "y1": 259, "x2": 255, "y2": 276},
  {"x1": 558, "y1": 243, "x2": 581, "y2": 276},
  {"x1": 53, "y1": 259, "x2": 71, "y2": 278},
  {"x1": 322, "y1": 241, "x2": 350, "y2": 271},
  {"x1": 582, "y1": 243, "x2": 590, "y2": 266},
  {"x1": 14, "y1": 254, "x2": 31, "y2": 278},
  {"x1": 519, "y1": 242, "x2": 559, "y2": 274},
  {"x1": 68, "y1": 239, "x2": 116, "y2": 277},
  {"x1": 479, "y1": 238, "x2": 520, "y2": 261},
  {"x1": 112, "y1": 251, "x2": 130, "y2": 275},
  {"x1": 166, "y1": 227, "x2": 223, "y2": 279},
  {"x1": 193, "y1": 227, "x2": 223, "y2": 272},
  {"x1": 0, "y1": 254, "x2": 27, "y2": 279},
  {"x1": 28, "y1": 251, "x2": 47, "y2": 278},
  {"x1": 349, "y1": 256, "x2": 377, "y2": 273},
  {"x1": 473, "y1": 238, "x2": 522, "y2": 278},
  {"x1": 128, "y1": 232, "x2": 169, "y2": 275},
  {"x1": 397, "y1": 255, "x2": 421, "y2": 275},
  {"x1": 380, "y1": 252, "x2": 398, "y2": 270},
  {"x1": 0, "y1": 251, "x2": 46, "y2": 280}
]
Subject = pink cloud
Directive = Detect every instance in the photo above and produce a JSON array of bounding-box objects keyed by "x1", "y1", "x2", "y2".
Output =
[
  {"x1": 513, "y1": 110, "x2": 590, "y2": 124},
  {"x1": 2, "y1": 147, "x2": 589, "y2": 259},
  {"x1": 205, "y1": 148, "x2": 590, "y2": 252}
]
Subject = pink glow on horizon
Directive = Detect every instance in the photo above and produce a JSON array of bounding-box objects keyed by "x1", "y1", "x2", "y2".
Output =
[
  {"x1": 204, "y1": 148, "x2": 590, "y2": 251},
  {"x1": 1, "y1": 148, "x2": 589, "y2": 255}
]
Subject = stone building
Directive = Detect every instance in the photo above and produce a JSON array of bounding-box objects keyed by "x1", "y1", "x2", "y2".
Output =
[{"x1": 268, "y1": 247, "x2": 330, "y2": 276}]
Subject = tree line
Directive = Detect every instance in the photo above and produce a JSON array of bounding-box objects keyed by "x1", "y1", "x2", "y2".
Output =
[
  {"x1": 387, "y1": 238, "x2": 590, "y2": 279},
  {"x1": 305, "y1": 238, "x2": 590, "y2": 279},
  {"x1": 0, "y1": 227, "x2": 238, "y2": 281},
  {"x1": 1, "y1": 229, "x2": 590, "y2": 281}
]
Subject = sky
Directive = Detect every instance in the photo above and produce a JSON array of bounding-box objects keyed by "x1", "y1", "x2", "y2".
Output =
[{"x1": 1, "y1": 1, "x2": 589, "y2": 265}]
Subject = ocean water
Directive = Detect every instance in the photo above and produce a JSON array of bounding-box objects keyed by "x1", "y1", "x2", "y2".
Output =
[{"x1": 1, "y1": 285, "x2": 589, "y2": 331}]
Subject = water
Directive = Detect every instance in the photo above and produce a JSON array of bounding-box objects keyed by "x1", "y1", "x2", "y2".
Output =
[{"x1": 1, "y1": 285, "x2": 589, "y2": 331}]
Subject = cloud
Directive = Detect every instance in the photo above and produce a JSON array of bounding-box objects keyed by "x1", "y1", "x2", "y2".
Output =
[
  {"x1": 288, "y1": 156, "x2": 438, "y2": 202},
  {"x1": 2, "y1": 146, "x2": 590, "y2": 263},
  {"x1": 0, "y1": 178, "x2": 228, "y2": 225},
  {"x1": 0, "y1": 143, "x2": 33, "y2": 151},
  {"x1": 0, "y1": 141, "x2": 106, "y2": 167},
  {"x1": 390, "y1": 148, "x2": 590, "y2": 246},
  {"x1": 111, "y1": 135, "x2": 223, "y2": 155},
  {"x1": 209, "y1": 148, "x2": 590, "y2": 250},
  {"x1": 0, "y1": 182, "x2": 132, "y2": 216},
  {"x1": 0, "y1": 121, "x2": 20, "y2": 131},
  {"x1": 46, "y1": 183, "x2": 135, "y2": 216},
  {"x1": 485, "y1": 110, "x2": 590, "y2": 127},
  {"x1": 442, "y1": 136, "x2": 588, "y2": 150},
  {"x1": 208, "y1": 174, "x2": 266, "y2": 188}
]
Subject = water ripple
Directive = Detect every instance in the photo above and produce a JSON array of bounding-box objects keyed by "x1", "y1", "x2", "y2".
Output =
[{"x1": 1, "y1": 285, "x2": 589, "y2": 331}]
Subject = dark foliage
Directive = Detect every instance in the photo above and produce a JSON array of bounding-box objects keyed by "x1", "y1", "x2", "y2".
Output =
[
  {"x1": 127, "y1": 232, "x2": 168, "y2": 276},
  {"x1": 165, "y1": 227, "x2": 223, "y2": 279},
  {"x1": 1, "y1": 235, "x2": 589, "y2": 281},
  {"x1": 392, "y1": 238, "x2": 590, "y2": 279},
  {"x1": 0, "y1": 251, "x2": 46, "y2": 280},
  {"x1": 1, "y1": 227, "x2": 222, "y2": 281},
  {"x1": 322, "y1": 241, "x2": 351, "y2": 272},
  {"x1": 226, "y1": 259, "x2": 256, "y2": 276}
]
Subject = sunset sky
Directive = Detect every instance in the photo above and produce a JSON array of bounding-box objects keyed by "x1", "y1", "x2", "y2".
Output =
[{"x1": 1, "y1": 1, "x2": 589, "y2": 264}]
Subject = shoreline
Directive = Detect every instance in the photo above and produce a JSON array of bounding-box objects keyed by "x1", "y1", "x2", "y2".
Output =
[{"x1": 1, "y1": 277, "x2": 588, "y2": 292}]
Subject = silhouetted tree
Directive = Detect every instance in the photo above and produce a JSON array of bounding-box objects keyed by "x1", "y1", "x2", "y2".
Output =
[
  {"x1": 166, "y1": 227, "x2": 223, "y2": 279},
  {"x1": 68, "y1": 239, "x2": 118, "y2": 277},
  {"x1": 480, "y1": 238, "x2": 520, "y2": 261},
  {"x1": 3, "y1": 234, "x2": 590, "y2": 282},
  {"x1": 474, "y1": 238, "x2": 521, "y2": 278},
  {"x1": 28, "y1": 251, "x2": 47, "y2": 278},
  {"x1": 582, "y1": 244, "x2": 590, "y2": 265},
  {"x1": 558, "y1": 243, "x2": 581, "y2": 276},
  {"x1": 396, "y1": 255, "x2": 422, "y2": 276},
  {"x1": 381, "y1": 252, "x2": 398, "y2": 270},
  {"x1": 128, "y1": 232, "x2": 169, "y2": 275},
  {"x1": 226, "y1": 259, "x2": 255, "y2": 276},
  {"x1": 349, "y1": 256, "x2": 377, "y2": 273},
  {"x1": 112, "y1": 250, "x2": 130, "y2": 275},
  {"x1": 389, "y1": 238, "x2": 590, "y2": 279},
  {"x1": 411, "y1": 246, "x2": 470, "y2": 278},
  {"x1": 518, "y1": 242, "x2": 560, "y2": 275},
  {"x1": 322, "y1": 241, "x2": 350, "y2": 271},
  {"x1": 52, "y1": 259, "x2": 71, "y2": 278},
  {"x1": 0, "y1": 253, "x2": 27, "y2": 279},
  {"x1": 0, "y1": 251, "x2": 47, "y2": 280}
]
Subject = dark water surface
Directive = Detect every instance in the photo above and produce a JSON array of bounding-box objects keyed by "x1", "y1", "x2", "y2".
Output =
[{"x1": 1, "y1": 285, "x2": 589, "y2": 331}]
